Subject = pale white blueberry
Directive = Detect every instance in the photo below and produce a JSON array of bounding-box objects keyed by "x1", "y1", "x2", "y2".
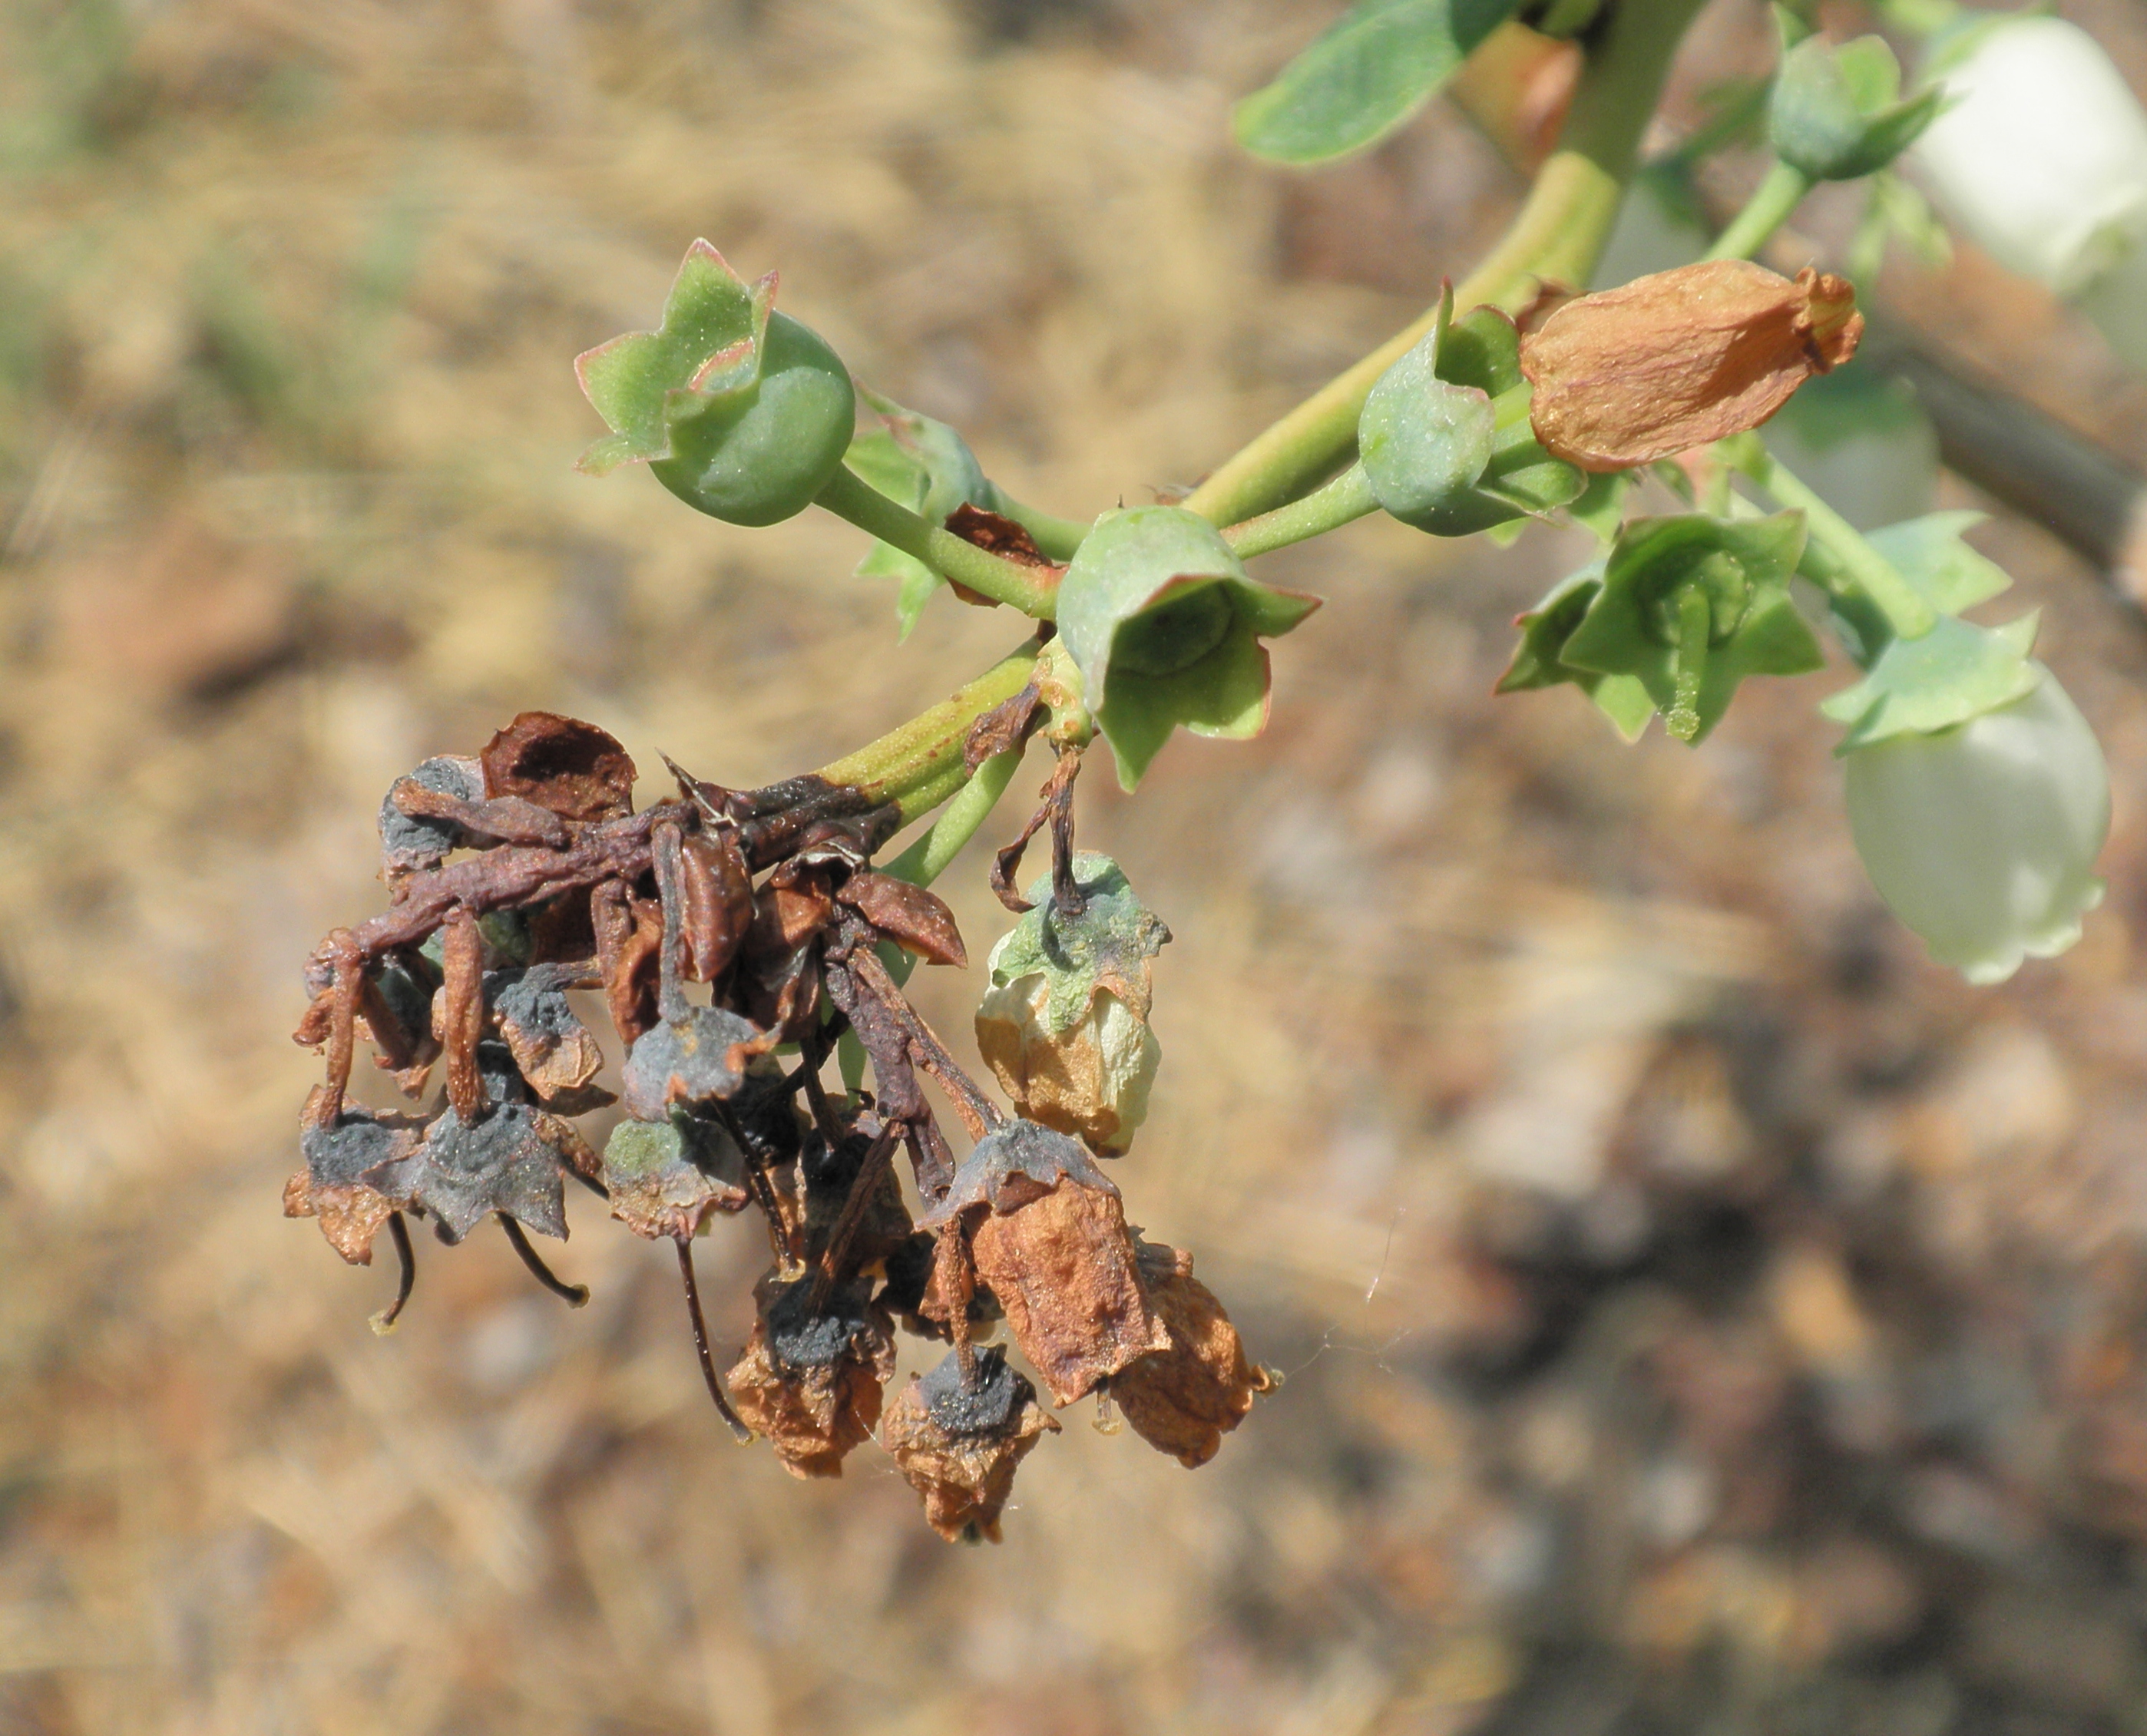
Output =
[
  {"x1": 1913, "y1": 15, "x2": 2147, "y2": 366},
  {"x1": 1844, "y1": 664, "x2": 2110, "y2": 984}
]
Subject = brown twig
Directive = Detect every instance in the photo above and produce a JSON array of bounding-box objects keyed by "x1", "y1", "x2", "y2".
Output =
[
  {"x1": 809, "y1": 1119, "x2": 901, "y2": 1311},
  {"x1": 990, "y1": 746, "x2": 1083, "y2": 917}
]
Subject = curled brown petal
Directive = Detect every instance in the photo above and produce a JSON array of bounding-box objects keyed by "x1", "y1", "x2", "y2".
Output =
[
  {"x1": 440, "y1": 907, "x2": 487, "y2": 1124},
  {"x1": 1520, "y1": 260, "x2": 1863, "y2": 472}
]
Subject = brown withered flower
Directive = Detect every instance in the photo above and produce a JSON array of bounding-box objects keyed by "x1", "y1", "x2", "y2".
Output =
[
  {"x1": 1113, "y1": 1237, "x2": 1271, "y2": 1469},
  {"x1": 882, "y1": 1347, "x2": 1060, "y2": 1543},
  {"x1": 724, "y1": 1271, "x2": 896, "y2": 1478},
  {"x1": 919, "y1": 1119, "x2": 1169, "y2": 1406},
  {"x1": 1520, "y1": 260, "x2": 1863, "y2": 471}
]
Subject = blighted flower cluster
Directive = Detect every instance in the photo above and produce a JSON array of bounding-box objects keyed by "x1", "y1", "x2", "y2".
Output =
[{"x1": 289, "y1": 712, "x2": 1268, "y2": 1541}]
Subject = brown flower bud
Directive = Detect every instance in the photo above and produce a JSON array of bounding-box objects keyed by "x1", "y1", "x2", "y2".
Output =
[
  {"x1": 724, "y1": 1273, "x2": 895, "y2": 1479},
  {"x1": 882, "y1": 1347, "x2": 1060, "y2": 1543},
  {"x1": 921, "y1": 1120, "x2": 1169, "y2": 1406},
  {"x1": 1519, "y1": 261, "x2": 1863, "y2": 471},
  {"x1": 1113, "y1": 1239, "x2": 1272, "y2": 1468}
]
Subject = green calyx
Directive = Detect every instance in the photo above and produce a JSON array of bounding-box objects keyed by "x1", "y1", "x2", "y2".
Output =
[
  {"x1": 989, "y1": 854, "x2": 1172, "y2": 1033},
  {"x1": 1504, "y1": 511, "x2": 1821, "y2": 744},
  {"x1": 574, "y1": 240, "x2": 855, "y2": 527},
  {"x1": 1816, "y1": 509, "x2": 2038, "y2": 750},
  {"x1": 1809, "y1": 509, "x2": 2010, "y2": 668},
  {"x1": 1359, "y1": 292, "x2": 1584, "y2": 536},
  {"x1": 1056, "y1": 505, "x2": 1320, "y2": 789},
  {"x1": 1769, "y1": 24, "x2": 1945, "y2": 182}
]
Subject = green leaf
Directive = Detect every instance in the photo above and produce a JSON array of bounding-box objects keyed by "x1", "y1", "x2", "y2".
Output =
[
  {"x1": 1560, "y1": 512, "x2": 1821, "y2": 743},
  {"x1": 1232, "y1": 0, "x2": 1524, "y2": 165},
  {"x1": 1769, "y1": 33, "x2": 1945, "y2": 181},
  {"x1": 1819, "y1": 610, "x2": 2040, "y2": 749},
  {"x1": 846, "y1": 389, "x2": 1001, "y2": 637},
  {"x1": 1057, "y1": 506, "x2": 1320, "y2": 789}
]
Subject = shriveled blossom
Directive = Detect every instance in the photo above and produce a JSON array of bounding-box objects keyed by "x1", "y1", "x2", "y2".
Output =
[
  {"x1": 882, "y1": 1347, "x2": 1060, "y2": 1543},
  {"x1": 1113, "y1": 1238, "x2": 1272, "y2": 1468},
  {"x1": 1520, "y1": 260, "x2": 1863, "y2": 471}
]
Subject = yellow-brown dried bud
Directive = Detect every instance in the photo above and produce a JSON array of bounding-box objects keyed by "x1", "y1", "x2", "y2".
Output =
[
  {"x1": 1113, "y1": 1239, "x2": 1271, "y2": 1468},
  {"x1": 1519, "y1": 261, "x2": 1863, "y2": 471},
  {"x1": 974, "y1": 855, "x2": 1169, "y2": 1158},
  {"x1": 724, "y1": 1273, "x2": 895, "y2": 1479},
  {"x1": 882, "y1": 1347, "x2": 1060, "y2": 1543}
]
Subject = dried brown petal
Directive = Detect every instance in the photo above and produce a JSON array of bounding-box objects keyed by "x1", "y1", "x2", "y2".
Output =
[
  {"x1": 592, "y1": 879, "x2": 662, "y2": 1044},
  {"x1": 438, "y1": 908, "x2": 487, "y2": 1123},
  {"x1": 945, "y1": 503, "x2": 1052, "y2": 567},
  {"x1": 287, "y1": 1086, "x2": 425, "y2": 1264},
  {"x1": 882, "y1": 1347, "x2": 1059, "y2": 1543},
  {"x1": 480, "y1": 712, "x2": 637, "y2": 823},
  {"x1": 490, "y1": 964, "x2": 607, "y2": 1105},
  {"x1": 725, "y1": 1275, "x2": 895, "y2": 1479},
  {"x1": 1113, "y1": 1240, "x2": 1267, "y2": 1468},
  {"x1": 938, "y1": 1123, "x2": 1167, "y2": 1407},
  {"x1": 678, "y1": 828, "x2": 753, "y2": 982},
  {"x1": 835, "y1": 871, "x2": 968, "y2": 967},
  {"x1": 1520, "y1": 260, "x2": 1863, "y2": 471}
]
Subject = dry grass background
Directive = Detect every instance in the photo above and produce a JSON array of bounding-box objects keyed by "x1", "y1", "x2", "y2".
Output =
[{"x1": 8, "y1": 0, "x2": 2147, "y2": 1730}]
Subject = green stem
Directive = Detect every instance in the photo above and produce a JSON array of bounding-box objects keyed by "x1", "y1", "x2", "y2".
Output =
[
  {"x1": 1222, "y1": 464, "x2": 1380, "y2": 559},
  {"x1": 1870, "y1": 0, "x2": 1963, "y2": 39},
  {"x1": 816, "y1": 465, "x2": 1062, "y2": 617},
  {"x1": 1744, "y1": 450, "x2": 1935, "y2": 640},
  {"x1": 1705, "y1": 159, "x2": 1813, "y2": 261},
  {"x1": 882, "y1": 743, "x2": 1027, "y2": 888},
  {"x1": 812, "y1": 640, "x2": 1043, "y2": 822},
  {"x1": 1180, "y1": 0, "x2": 1709, "y2": 530}
]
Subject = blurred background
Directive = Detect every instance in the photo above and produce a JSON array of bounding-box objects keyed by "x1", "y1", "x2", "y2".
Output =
[{"x1": 8, "y1": 0, "x2": 2147, "y2": 1730}]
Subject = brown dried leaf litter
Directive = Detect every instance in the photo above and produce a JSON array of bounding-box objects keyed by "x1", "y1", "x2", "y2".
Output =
[{"x1": 1520, "y1": 260, "x2": 1864, "y2": 471}]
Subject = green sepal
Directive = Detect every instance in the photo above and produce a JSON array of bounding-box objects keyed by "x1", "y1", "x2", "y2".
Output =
[
  {"x1": 576, "y1": 240, "x2": 772, "y2": 474},
  {"x1": 846, "y1": 389, "x2": 1000, "y2": 638},
  {"x1": 1232, "y1": 0, "x2": 1526, "y2": 165},
  {"x1": 1496, "y1": 563, "x2": 1657, "y2": 741},
  {"x1": 574, "y1": 240, "x2": 855, "y2": 527},
  {"x1": 1057, "y1": 505, "x2": 1320, "y2": 790},
  {"x1": 1360, "y1": 296, "x2": 1580, "y2": 536},
  {"x1": 1769, "y1": 31, "x2": 1946, "y2": 182},
  {"x1": 1818, "y1": 510, "x2": 2012, "y2": 666},
  {"x1": 1819, "y1": 610, "x2": 2040, "y2": 750},
  {"x1": 1435, "y1": 304, "x2": 1526, "y2": 398},
  {"x1": 1566, "y1": 471, "x2": 1630, "y2": 544},
  {"x1": 1559, "y1": 512, "x2": 1822, "y2": 744},
  {"x1": 989, "y1": 854, "x2": 1171, "y2": 1034}
]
